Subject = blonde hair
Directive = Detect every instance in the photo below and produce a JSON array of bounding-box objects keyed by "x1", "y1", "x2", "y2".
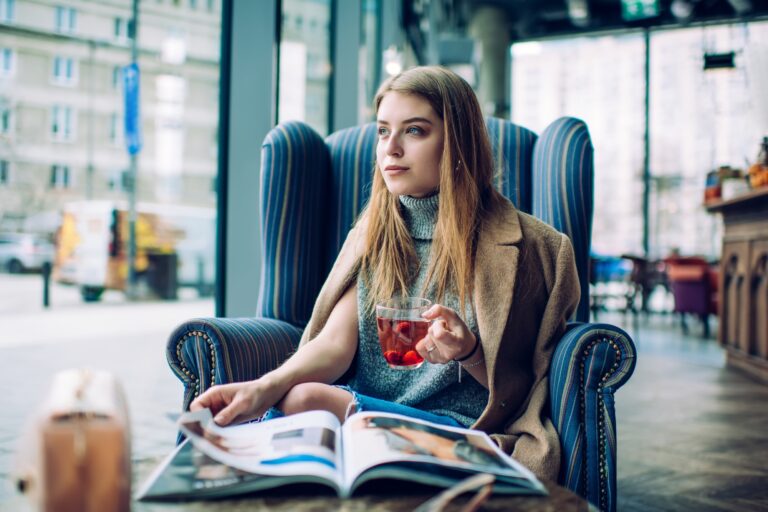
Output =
[{"x1": 359, "y1": 66, "x2": 505, "y2": 312}]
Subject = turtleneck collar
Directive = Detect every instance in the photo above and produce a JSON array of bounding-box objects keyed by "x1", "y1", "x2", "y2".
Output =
[{"x1": 399, "y1": 193, "x2": 439, "y2": 240}]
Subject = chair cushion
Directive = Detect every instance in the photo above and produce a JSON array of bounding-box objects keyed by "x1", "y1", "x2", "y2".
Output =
[{"x1": 532, "y1": 117, "x2": 594, "y2": 322}]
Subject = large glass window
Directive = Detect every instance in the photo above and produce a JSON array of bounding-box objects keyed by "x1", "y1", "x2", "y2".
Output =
[
  {"x1": 359, "y1": 0, "x2": 380, "y2": 123},
  {"x1": 0, "y1": 1, "x2": 222, "y2": 500},
  {"x1": 279, "y1": 0, "x2": 331, "y2": 135},
  {"x1": 511, "y1": 34, "x2": 646, "y2": 258},
  {"x1": 649, "y1": 22, "x2": 768, "y2": 258}
]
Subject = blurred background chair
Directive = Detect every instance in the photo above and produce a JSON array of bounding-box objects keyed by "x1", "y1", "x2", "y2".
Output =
[
  {"x1": 166, "y1": 117, "x2": 636, "y2": 512},
  {"x1": 664, "y1": 256, "x2": 719, "y2": 337}
]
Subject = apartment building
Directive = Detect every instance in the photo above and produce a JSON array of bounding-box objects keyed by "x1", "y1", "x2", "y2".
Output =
[{"x1": 0, "y1": 0, "x2": 221, "y2": 232}]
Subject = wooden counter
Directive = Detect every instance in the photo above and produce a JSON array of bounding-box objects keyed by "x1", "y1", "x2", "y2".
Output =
[{"x1": 706, "y1": 187, "x2": 768, "y2": 383}]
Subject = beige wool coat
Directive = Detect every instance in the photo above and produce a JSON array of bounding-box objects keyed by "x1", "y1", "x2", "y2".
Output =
[{"x1": 298, "y1": 199, "x2": 581, "y2": 481}]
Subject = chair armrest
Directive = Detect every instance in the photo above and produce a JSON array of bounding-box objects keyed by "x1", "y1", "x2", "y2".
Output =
[
  {"x1": 550, "y1": 322, "x2": 637, "y2": 512},
  {"x1": 166, "y1": 317, "x2": 302, "y2": 413}
]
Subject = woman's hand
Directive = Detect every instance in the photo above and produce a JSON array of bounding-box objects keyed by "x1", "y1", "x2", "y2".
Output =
[
  {"x1": 415, "y1": 304, "x2": 477, "y2": 365},
  {"x1": 190, "y1": 376, "x2": 287, "y2": 426}
]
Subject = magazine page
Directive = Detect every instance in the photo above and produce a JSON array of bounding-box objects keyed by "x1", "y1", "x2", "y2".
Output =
[
  {"x1": 136, "y1": 439, "x2": 322, "y2": 500},
  {"x1": 340, "y1": 412, "x2": 546, "y2": 496},
  {"x1": 177, "y1": 409, "x2": 342, "y2": 485}
]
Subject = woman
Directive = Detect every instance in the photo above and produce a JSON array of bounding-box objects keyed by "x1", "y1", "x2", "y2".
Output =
[{"x1": 191, "y1": 66, "x2": 580, "y2": 481}]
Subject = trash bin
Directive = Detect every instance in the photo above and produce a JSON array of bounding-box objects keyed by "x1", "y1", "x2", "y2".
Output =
[{"x1": 146, "y1": 252, "x2": 178, "y2": 300}]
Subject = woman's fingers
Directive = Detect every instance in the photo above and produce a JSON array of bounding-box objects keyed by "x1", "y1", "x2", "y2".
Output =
[
  {"x1": 213, "y1": 395, "x2": 247, "y2": 425},
  {"x1": 421, "y1": 303, "x2": 475, "y2": 363},
  {"x1": 423, "y1": 304, "x2": 462, "y2": 330},
  {"x1": 190, "y1": 385, "x2": 231, "y2": 413}
]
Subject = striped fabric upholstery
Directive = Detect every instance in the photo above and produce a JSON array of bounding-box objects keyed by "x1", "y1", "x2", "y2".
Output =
[
  {"x1": 550, "y1": 322, "x2": 636, "y2": 512},
  {"x1": 324, "y1": 123, "x2": 377, "y2": 271},
  {"x1": 165, "y1": 317, "x2": 302, "y2": 425},
  {"x1": 257, "y1": 121, "x2": 331, "y2": 327},
  {"x1": 532, "y1": 117, "x2": 594, "y2": 322},
  {"x1": 485, "y1": 117, "x2": 536, "y2": 213}
]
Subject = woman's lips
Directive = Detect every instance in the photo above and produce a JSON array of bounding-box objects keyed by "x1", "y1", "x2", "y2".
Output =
[{"x1": 384, "y1": 165, "x2": 409, "y2": 173}]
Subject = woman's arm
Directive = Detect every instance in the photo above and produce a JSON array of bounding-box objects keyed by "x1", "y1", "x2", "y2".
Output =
[
  {"x1": 267, "y1": 283, "x2": 359, "y2": 388},
  {"x1": 191, "y1": 284, "x2": 359, "y2": 425}
]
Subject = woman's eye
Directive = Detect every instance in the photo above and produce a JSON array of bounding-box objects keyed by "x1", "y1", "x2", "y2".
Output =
[
  {"x1": 406, "y1": 126, "x2": 424, "y2": 136},
  {"x1": 377, "y1": 127, "x2": 389, "y2": 137}
]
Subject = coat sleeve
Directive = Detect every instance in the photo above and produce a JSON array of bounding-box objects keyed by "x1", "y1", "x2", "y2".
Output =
[{"x1": 490, "y1": 233, "x2": 580, "y2": 482}]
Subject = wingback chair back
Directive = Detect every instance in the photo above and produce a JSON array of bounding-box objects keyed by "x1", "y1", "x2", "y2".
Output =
[{"x1": 256, "y1": 117, "x2": 593, "y2": 328}]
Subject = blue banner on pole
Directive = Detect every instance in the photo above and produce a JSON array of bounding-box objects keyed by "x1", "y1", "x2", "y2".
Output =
[{"x1": 123, "y1": 63, "x2": 142, "y2": 155}]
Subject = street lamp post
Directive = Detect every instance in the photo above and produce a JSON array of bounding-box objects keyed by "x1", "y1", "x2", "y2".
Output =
[{"x1": 126, "y1": 0, "x2": 141, "y2": 299}]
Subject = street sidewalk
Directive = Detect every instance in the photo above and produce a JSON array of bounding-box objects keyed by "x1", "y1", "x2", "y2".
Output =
[{"x1": 0, "y1": 274, "x2": 215, "y2": 508}]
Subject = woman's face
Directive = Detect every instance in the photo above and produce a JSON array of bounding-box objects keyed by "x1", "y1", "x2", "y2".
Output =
[{"x1": 376, "y1": 92, "x2": 444, "y2": 198}]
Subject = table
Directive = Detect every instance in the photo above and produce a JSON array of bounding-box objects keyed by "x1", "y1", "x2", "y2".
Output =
[
  {"x1": 132, "y1": 459, "x2": 592, "y2": 512},
  {"x1": 706, "y1": 186, "x2": 768, "y2": 383}
]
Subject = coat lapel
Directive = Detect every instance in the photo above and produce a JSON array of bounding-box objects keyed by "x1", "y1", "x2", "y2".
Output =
[{"x1": 474, "y1": 203, "x2": 523, "y2": 391}]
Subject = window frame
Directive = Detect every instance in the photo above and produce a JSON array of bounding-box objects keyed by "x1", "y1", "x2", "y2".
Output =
[
  {"x1": 0, "y1": 160, "x2": 10, "y2": 185},
  {"x1": 50, "y1": 164, "x2": 71, "y2": 189},
  {"x1": 0, "y1": 48, "x2": 15, "y2": 77},
  {"x1": 50, "y1": 105, "x2": 76, "y2": 141},
  {"x1": 0, "y1": 0, "x2": 14, "y2": 23},
  {"x1": 55, "y1": 5, "x2": 78, "y2": 34},
  {"x1": 52, "y1": 56, "x2": 78, "y2": 86}
]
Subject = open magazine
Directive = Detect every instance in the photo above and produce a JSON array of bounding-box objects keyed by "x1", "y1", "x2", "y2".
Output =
[{"x1": 137, "y1": 409, "x2": 547, "y2": 500}]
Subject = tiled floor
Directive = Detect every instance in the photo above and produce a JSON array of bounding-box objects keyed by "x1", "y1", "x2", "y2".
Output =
[
  {"x1": 608, "y1": 311, "x2": 768, "y2": 512},
  {"x1": 1, "y1": 272, "x2": 766, "y2": 511}
]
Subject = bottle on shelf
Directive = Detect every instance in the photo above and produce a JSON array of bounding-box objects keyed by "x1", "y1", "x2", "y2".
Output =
[{"x1": 748, "y1": 137, "x2": 768, "y2": 189}]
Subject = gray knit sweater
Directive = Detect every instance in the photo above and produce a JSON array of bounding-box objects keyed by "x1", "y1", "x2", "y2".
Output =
[{"x1": 347, "y1": 194, "x2": 489, "y2": 427}]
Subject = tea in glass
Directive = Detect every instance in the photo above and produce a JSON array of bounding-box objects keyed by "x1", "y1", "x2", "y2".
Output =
[{"x1": 375, "y1": 297, "x2": 431, "y2": 370}]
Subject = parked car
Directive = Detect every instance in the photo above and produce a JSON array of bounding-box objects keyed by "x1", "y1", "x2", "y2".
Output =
[{"x1": 0, "y1": 233, "x2": 55, "y2": 273}]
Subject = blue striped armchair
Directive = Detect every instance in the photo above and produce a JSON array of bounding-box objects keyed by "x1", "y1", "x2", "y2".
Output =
[{"x1": 166, "y1": 117, "x2": 636, "y2": 512}]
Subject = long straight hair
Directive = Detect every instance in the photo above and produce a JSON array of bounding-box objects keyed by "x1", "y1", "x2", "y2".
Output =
[{"x1": 359, "y1": 66, "x2": 505, "y2": 312}]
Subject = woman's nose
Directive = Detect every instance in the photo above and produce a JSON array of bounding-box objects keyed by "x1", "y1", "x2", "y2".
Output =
[{"x1": 385, "y1": 133, "x2": 403, "y2": 157}]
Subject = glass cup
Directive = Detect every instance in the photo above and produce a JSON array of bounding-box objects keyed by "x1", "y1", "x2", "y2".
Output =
[{"x1": 375, "y1": 297, "x2": 432, "y2": 370}]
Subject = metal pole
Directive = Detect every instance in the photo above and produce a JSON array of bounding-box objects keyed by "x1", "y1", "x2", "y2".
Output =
[
  {"x1": 127, "y1": 0, "x2": 140, "y2": 299},
  {"x1": 642, "y1": 28, "x2": 650, "y2": 258}
]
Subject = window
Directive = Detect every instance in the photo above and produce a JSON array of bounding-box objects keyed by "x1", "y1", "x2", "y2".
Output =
[
  {"x1": 647, "y1": 23, "x2": 768, "y2": 258},
  {"x1": 0, "y1": 0, "x2": 14, "y2": 23},
  {"x1": 51, "y1": 105, "x2": 74, "y2": 140},
  {"x1": 0, "y1": 160, "x2": 9, "y2": 184},
  {"x1": 112, "y1": 66, "x2": 122, "y2": 89},
  {"x1": 55, "y1": 6, "x2": 77, "y2": 34},
  {"x1": 512, "y1": 35, "x2": 646, "y2": 258},
  {"x1": 108, "y1": 168, "x2": 127, "y2": 191},
  {"x1": 279, "y1": 0, "x2": 331, "y2": 135},
  {"x1": 109, "y1": 112, "x2": 122, "y2": 144},
  {"x1": 50, "y1": 164, "x2": 71, "y2": 189},
  {"x1": 0, "y1": 104, "x2": 10, "y2": 134},
  {"x1": 52, "y1": 56, "x2": 77, "y2": 85},
  {"x1": 0, "y1": 48, "x2": 14, "y2": 77},
  {"x1": 114, "y1": 17, "x2": 129, "y2": 42}
]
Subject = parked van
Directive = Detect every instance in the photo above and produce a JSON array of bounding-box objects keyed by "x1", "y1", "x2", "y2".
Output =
[
  {"x1": 53, "y1": 201, "x2": 215, "y2": 301},
  {"x1": 0, "y1": 232, "x2": 55, "y2": 273}
]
